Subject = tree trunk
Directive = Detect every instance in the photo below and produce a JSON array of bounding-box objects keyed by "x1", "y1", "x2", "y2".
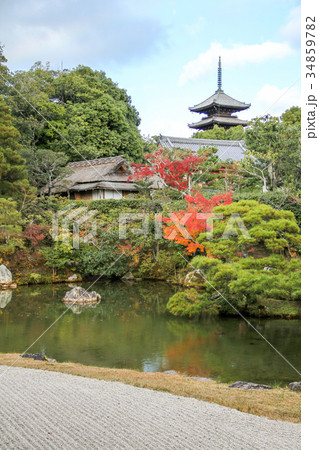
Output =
[{"x1": 48, "y1": 173, "x2": 52, "y2": 197}]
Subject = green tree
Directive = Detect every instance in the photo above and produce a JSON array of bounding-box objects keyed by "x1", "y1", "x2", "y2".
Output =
[
  {"x1": 192, "y1": 125, "x2": 244, "y2": 140},
  {"x1": 21, "y1": 148, "x2": 69, "y2": 194},
  {"x1": 5, "y1": 63, "x2": 144, "y2": 165},
  {"x1": 199, "y1": 200, "x2": 300, "y2": 261},
  {"x1": 281, "y1": 106, "x2": 301, "y2": 125},
  {"x1": 242, "y1": 115, "x2": 300, "y2": 192},
  {"x1": 0, "y1": 96, "x2": 28, "y2": 196},
  {"x1": 0, "y1": 198, "x2": 23, "y2": 255},
  {"x1": 41, "y1": 241, "x2": 75, "y2": 277},
  {"x1": 59, "y1": 95, "x2": 143, "y2": 161},
  {"x1": 0, "y1": 44, "x2": 10, "y2": 93},
  {"x1": 4, "y1": 62, "x2": 64, "y2": 153},
  {"x1": 51, "y1": 65, "x2": 144, "y2": 161}
]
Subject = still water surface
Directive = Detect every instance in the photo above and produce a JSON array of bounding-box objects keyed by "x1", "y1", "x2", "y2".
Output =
[{"x1": 0, "y1": 281, "x2": 300, "y2": 385}]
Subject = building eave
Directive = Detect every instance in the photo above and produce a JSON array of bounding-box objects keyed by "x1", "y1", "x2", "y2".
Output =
[{"x1": 188, "y1": 115, "x2": 249, "y2": 129}]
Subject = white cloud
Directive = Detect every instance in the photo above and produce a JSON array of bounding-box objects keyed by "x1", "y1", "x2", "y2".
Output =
[
  {"x1": 179, "y1": 41, "x2": 294, "y2": 85},
  {"x1": 0, "y1": 0, "x2": 166, "y2": 69},
  {"x1": 240, "y1": 83, "x2": 301, "y2": 120},
  {"x1": 281, "y1": 6, "x2": 301, "y2": 49}
]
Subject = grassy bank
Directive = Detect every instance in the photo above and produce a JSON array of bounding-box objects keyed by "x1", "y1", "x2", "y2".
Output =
[{"x1": 0, "y1": 353, "x2": 300, "y2": 423}]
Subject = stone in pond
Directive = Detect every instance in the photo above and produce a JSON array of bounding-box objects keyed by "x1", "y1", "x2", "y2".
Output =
[
  {"x1": 229, "y1": 381, "x2": 272, "y2": 390},
  {"x1": 67, "y1": 273, "x2": 82, "y2": 282},
  {"x1": 288, "y1": 381, "x2": 301, "y2": 392},
  {"x1": 0, "y1": 265, "x2": 12, "y2": 285},
  {"x1": 122, "y1": 272, "x2": 135, "y2": 281},
  {"x1": 62, "y1": 286, "x2": 101, "y2": 304}
]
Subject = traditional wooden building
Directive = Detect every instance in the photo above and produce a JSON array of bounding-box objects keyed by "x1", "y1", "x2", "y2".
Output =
[
  {"x1": 158, "y1": 135, "x2": 246, "y2": 162},
  {"x1": 50, "y1": 156, "x2": 163, "y2": 200},
  {"x1": 158, "y1": 135, "x2": 247, "y2": 189},
  {"x1": 188, "y1": 57, "x2": 250, "y2": 130}
]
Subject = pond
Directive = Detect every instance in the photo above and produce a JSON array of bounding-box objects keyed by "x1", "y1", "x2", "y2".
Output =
[{"x1": 0, "y1": 281, "x2": 301, "y2": 386}]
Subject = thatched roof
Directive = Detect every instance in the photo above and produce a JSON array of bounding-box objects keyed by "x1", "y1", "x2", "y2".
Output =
[{"x1": 51, "y1": 156, "x2": 162, "y2": 194}]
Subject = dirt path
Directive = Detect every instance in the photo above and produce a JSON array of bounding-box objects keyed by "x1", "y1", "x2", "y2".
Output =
[{"x1": 0, "y1": 366, "x2": 300, "y2": 449}]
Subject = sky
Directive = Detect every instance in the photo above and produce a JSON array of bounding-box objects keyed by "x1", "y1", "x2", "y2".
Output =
[{"x1": 0, "y1": 0, "x2": 301, "y2": 138}]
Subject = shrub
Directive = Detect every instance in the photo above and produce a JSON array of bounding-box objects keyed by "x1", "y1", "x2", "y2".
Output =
[
  {"x1": 200, "y1": 200, "x2": 300, "y2": 261},
  {"x1": 232, "y1": 191, "x2": 301, "y2": 226},
  {"x1": 28, "y1": 272, "x2": 42, "y2": 284},
  {"x1": 192, "y1": 255, "x2": 301, "y2": 314},
  {"x1": 167, "y1": 289, "x2": 217, "y2": 318}
]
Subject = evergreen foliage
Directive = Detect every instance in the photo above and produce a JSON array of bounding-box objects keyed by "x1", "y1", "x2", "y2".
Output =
[
  {"x1": 192, "y1": 125, "x2": 244, "y2": 140},
  {"x1": 242, "y1": 113, "x2": 301, "y2": 192},
  {"x1": 0, "y1": 96, "x2": 28, "y2": 196},
  {"x1": 4, "y1": 62, "x2": 144, "y2": 169}
]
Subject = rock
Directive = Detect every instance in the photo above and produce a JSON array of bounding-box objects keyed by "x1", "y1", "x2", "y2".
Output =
[
  {"x1": 47, "y1": 358, "x2": 57, "y2": 363},
  {"x1": 0, "y1": 265, "x2": 12, "y2": 285},
  {"x1": 121, "y1": 272, "x2": 135, "y2": 281},
  {"x1": 0, "y1": 290, "x2": 12, "y2": 308},
  {"x1": 62, "y1": 287, "x2": 101, "y2": 304},
  {"x1": 67, "y1": 274, "x2": 82, "y2": 282},
  {"x1": 20, "y1": 353, "x2": 47, "y2": 361},
  {"x1": 185, "y1": 376, "x2": 215, "y2": 382},
  {"x1": 9, "y1": 283, "x2": 17, "y2": 289},
  {"x1": 229, "y1": 381, "x2": 272, "y2": 390},
  {"x1": 163, "y1": 370, "x2": 179, "y2": 375},
  {"x1": 184, "y1": 269, "x2": 205, "y2": 287},
  {"x1": 288, "y1": 381, "x2": 301, "y2": 392}
]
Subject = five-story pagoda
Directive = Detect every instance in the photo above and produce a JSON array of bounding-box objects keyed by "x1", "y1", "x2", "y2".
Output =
[{"x1": 188, "y1": 57, "x2": 250, "y2": 130}]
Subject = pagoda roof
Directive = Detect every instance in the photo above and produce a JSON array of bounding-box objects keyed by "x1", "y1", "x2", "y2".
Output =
[
  {"x1": 189, "y1": 89, "x2": 250, "y2": 113},
  {"x1": 188, "y1": 115, "x2": 249, "y2": 129}
]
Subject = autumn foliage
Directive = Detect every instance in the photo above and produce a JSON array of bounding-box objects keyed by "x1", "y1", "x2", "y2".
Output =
[
  {"x1": 128, "y1": 148, "x2": 205, "y2": 191},
  {"x1": 161, "y1": 191, "x2": 233, "y2": 254},
  {"x1": 23, "y1": 224, "x2": 46, "y2": 247}
]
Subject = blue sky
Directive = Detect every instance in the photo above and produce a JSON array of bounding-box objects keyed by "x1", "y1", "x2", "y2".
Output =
[{"x1": 0, "y1": 0, "x2": 301, "y2": 137}]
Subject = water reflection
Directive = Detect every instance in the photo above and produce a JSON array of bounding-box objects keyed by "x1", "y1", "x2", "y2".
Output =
[
  {"x1": 0, "y1": 290, "x2": 12, "y2": 309},
  {"x1": 0, "y1": 281, "x2": 301, "y2": 385},
  {"x1": 66, "y1": 301, "x2": 101, "y2": 315}
]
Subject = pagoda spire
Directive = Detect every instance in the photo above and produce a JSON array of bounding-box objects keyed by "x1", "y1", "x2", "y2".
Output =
[
  {"x1": 217, "y1": 56, "x2": 222, "y2": 91},
  {"x1": 188, "y1": 56, "x2": 251, "y2": 130}
]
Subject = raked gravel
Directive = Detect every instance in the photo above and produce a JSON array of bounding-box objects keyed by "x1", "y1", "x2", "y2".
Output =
[{"x1": 0, "y1": 366, "x2": 300, "y2": 449}]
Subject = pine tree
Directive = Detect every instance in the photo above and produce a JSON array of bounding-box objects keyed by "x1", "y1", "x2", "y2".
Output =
[{"x1": 0, "y1": 96, "x2": 27, "y2": 196}]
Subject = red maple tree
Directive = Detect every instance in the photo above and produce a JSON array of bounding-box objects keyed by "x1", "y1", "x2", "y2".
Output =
[
  {"x1": 161, "y1": 191, "x2": 233, "y2": 254},
  {"x1": 128, "y1": 148, "x2": 205, "y2": 192},
  {"x1": 23, "y1": 224, "x2": 46, "y2": 247}
]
